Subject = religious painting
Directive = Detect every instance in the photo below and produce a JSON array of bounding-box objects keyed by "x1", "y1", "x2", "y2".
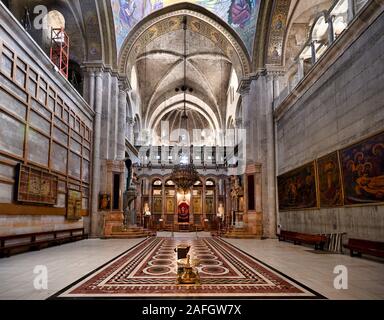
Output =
[
  {"x1": 317, "y1": 152, "x2": 343, "y2": 207},
  {"x1": 166, "y1": 197, "x2": 175, "y2": 213},
  {"x1": 111, "y1": 0, "x2": 261, "y2": 53},
  {"x1": 205, "y1": 197, "x2": 214, "y2": 214},
  {"x1": 153, "y1": 197, "x2": 162, "y2": 213},
  {"x1": 67, "y1": 189, "x2": 82, "y2": 220},
  {"x1": 178, "y1": 202, "x2": 190, "y2": 223},
  {"x1": 15, "y1": 163, "x2": 58, "y2": 205},
  {"x1": 99, "y1": 193, "x2": 111, "y2": 210},
  {"x1": 239, "y1": 196, "x2": 244, "y2": 212},
  {"x1": 193, "y1": 197, "x2": 202, "y2": 214},
  {"x1": 277, "y1": 161, "x2": 318, "y2": 210},
  {"x1": 340, "y1": 131, "x2": 384, "y2": 205}
]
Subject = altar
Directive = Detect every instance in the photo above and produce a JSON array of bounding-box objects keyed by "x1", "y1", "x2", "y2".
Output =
[{"x1": 176, "y1": 222, "x2": 192, "y2": 232}]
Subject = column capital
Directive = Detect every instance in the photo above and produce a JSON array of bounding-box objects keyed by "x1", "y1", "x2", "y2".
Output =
[
  {"x1": 81, "y1": 62, "x2": 104, "y2": 74},
  {"x1": 127, "y1": 117, "x2": 135, "y2": 125},
  {"x1": 119, "y1": 80, "x2": 131, "y2": 92},
  {"x1": 237, "y1": 78, "x2": 251, "y2": 95},
  {"x1": 235, "y1": 118, "x2": 243, "y2": 128}
]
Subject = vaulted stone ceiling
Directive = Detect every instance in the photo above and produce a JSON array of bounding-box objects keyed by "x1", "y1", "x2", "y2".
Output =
[
  {"x1": 119, "y1": 10, "x2": 251, "y2": 146},
  {"x1": 136, "y1": 27, "x2": 232, "y2": 131}
]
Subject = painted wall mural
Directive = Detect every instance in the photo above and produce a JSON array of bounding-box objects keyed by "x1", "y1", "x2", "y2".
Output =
[
  {"x1": 340, "y1": 132, "x2": 384, "y2": 205},
  {"x1": 277, "y1": 162, "x2": 318, "y2": 211},
  {"x1": 111, "y1": 0, "x2": 261, "y2": 53},
  {"x1": 277, "y1": 130, "x2": 384, "y2": 212},
  {"x1": 317, "y1": 152, "x2": 343, "y2": 207}
]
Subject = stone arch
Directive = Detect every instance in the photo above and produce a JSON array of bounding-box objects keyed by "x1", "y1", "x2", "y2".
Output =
[{"x1": 118, "y1": 3, "x2": 251, "y2": 81}]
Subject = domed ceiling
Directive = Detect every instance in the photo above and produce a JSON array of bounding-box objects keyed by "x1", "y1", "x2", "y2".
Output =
[{"x1": 111, "y1": 0, "x2": 261, "y2": 53}]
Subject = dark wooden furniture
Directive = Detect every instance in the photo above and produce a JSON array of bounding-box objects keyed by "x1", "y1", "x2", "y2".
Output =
[
  {"x1": 344, "y1": 238, "x2": 384, "y2": 258},
  {"x1": 277, "y1": 230, "x2": 327, "y2": 250},
  {"x1": 0, "y1": 228, "x2": 88, "y2": 258}
]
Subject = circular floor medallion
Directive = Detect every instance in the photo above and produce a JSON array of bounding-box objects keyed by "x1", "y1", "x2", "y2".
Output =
[
  {"x1": 153, "y1": 254, "x2": 174, "y2": 260},
  {"x1": 196, "y1": 254, "x2": 217, "y2": 260},
  {"x1": 149, "y1": 259, "x2": 173, "y2": 266},
  {"x1": 199, "y1": 266, "x2": 229, "y2": 275},
  {"x1": 143, "y1": 266, "x2": 172, "y2": 275},
  {"x1": 199, "y1": 259, "x2": 222, "y2": 266}
]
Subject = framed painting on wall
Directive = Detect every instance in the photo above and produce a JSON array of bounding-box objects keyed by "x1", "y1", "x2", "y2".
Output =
[
  {"x1": 153, "y1": 197, "x2": 162, "y2": 213},
  {"x1": 99, "y1": 193, "x2": 111, "y2": 210},
  {"x1": 340, "y1": 131, "x2": 384, "y2": 205},
  {"x1": 166, "y1": 197, "x2": 175, "y2": 213},
  {"x1": 317, "y1": 152, "x2": 343, "y2": 207},
  {"x1": 15, "y1": 163, "x2": 58, "y2": 205},
  {"x1": 67, "y1": 189, "x2": 82, "y2": 220},
  {"x1": 277, "y1": 161, "x2": 318, "y2": 210},
  {"x1": 205, "y1": 197, "x2": 214, "y2": 214},
  {"x1": 193, "y1": 197, "x2": 202, "y2": 214}
]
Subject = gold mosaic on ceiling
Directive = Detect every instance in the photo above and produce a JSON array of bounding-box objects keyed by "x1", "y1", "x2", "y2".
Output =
[{"x1": 267, "y1": 0, "x2": 291, "y2": 65}]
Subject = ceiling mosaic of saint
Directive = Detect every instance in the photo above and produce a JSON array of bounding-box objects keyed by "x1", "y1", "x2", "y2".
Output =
[{"x1": 111, "y1": 0, "x2": 261, "y2": 54}]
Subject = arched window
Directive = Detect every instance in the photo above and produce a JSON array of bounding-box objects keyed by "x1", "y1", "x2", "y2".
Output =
[
  {"x1": 42, "y1": 10, "x2": 66, "y2": 54},
  {"x1": 165, "y1": 180, "x2": 175, "y2": 186},
  {"x1": 152, "y1": 179, "x2": 162, "y2": 187}
]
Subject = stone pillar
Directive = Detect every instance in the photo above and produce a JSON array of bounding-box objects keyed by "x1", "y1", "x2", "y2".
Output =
[
  {"x1": 117, "y1": 82, "x2": 128, "y2": 160},
  {"x1": 311, "y1": 41, "x2": 317, "y2": 65},
  {"x1": 327, "y1": 15, "x2": 335, "y2": 44},
  {"x1": 127, "y1": 117, "x2": 135, "y2": 144},
  {"x1": 265, "y1": 73, "x2": 278, "y2": 238},
  {"x1": 297, "y1": 58, "x2": 304, "y2": 82},
  {"x1": 108, "y1": 75, "x2": 119, "y2": 160},
  {"x1": 238, "y1": 71, "x2": 279, "y2": 238},
  {"x1": 81, "y1": 67, "x2": 95, "y2": 108},
  {"x1": 91, "y1": 70, "x2": 103, "y2": 237},
  {"x1": 347, "y1": 0, "x2": 356, "y2": 23}
]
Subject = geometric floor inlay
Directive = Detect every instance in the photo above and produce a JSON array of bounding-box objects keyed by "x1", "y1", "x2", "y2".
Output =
[{"x1": 51, "y1": 237, "x2": 325, "y2": 299}]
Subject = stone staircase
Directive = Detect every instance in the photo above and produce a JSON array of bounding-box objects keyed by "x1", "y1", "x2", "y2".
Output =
[
  {"x1": 220, "y1": 227, "x2": 262, "y2": 239},
  {"x1": 103, "y1": 226, "x2": 154, "y2": 239}
]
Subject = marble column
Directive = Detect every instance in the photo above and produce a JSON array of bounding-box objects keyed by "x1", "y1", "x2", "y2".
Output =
[{"x1": 91, "y1": 70, "x2": 103, "y2": 237}]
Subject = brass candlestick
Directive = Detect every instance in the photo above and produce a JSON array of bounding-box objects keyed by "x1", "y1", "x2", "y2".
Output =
[{"x1": 176, "y1": 254, "x2": 200, "y2": 285}]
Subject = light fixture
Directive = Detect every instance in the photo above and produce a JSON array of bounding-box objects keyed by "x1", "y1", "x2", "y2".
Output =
[{"x1": 170, "y1": 16, "x2": 199, "y2": 192}]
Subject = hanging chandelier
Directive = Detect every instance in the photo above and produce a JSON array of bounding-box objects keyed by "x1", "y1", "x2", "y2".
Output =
[
  {"x1": 170, "y1": 16, "x2": 199, "y2": 192},
  {"x1": 170, "y1": 163, "x2": 199, "y2": 192}
]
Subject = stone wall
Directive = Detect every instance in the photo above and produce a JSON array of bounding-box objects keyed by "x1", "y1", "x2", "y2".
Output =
[
  {"x1": 0, "y1": 4, "x2": 93, "y2": 235},
  {"x1": 276, "y1": 10, "x2": 384, "y2": 241}
]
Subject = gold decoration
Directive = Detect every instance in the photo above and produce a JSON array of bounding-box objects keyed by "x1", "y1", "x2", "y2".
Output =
[{"x1": 67, "y1": 189, "x2": 82, "y2": 220}]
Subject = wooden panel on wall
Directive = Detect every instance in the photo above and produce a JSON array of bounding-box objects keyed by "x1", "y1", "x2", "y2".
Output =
[{"x1": 0, "y1": 40, "x2": 92, "y2": 215}]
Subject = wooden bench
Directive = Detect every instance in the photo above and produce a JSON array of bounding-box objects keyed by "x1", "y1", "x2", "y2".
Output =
[
  {"x1": 277, "y1": 230, "x2": 327, "y2": 250},
  {"x1": 0, "y1": 228, "x2": 88, "y2": 258},
  {"x1": 344, "y1": 238, "x2": 384, "y2": 258}
]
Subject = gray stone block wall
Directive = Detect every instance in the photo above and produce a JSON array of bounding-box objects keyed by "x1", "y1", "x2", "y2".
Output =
[{"x1": 277, "y1": 12, "x2": 384, "y2": 241}]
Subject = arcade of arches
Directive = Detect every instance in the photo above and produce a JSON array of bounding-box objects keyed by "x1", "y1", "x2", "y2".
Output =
[{"x1": 0, "y1": 0, "x2": 383, "y2": 300}]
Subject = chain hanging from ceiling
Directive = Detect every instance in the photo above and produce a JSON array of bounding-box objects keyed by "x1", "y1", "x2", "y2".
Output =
[{"x1": 170, "y1": 16, "x2": 199, "y2": 192}]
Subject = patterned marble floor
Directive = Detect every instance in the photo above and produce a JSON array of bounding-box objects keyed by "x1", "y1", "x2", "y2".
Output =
[
  {"x1": 53, "y1": 237, "x2": 322, "y2": 298},
  {"x1": 0, "y1": 234, "x2": 383, "y2": 299}
]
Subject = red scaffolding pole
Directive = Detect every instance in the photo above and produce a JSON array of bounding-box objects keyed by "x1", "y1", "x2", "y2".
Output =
[{"x1": 50, "y1": 27, "x2": 69, "y2": 79}]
